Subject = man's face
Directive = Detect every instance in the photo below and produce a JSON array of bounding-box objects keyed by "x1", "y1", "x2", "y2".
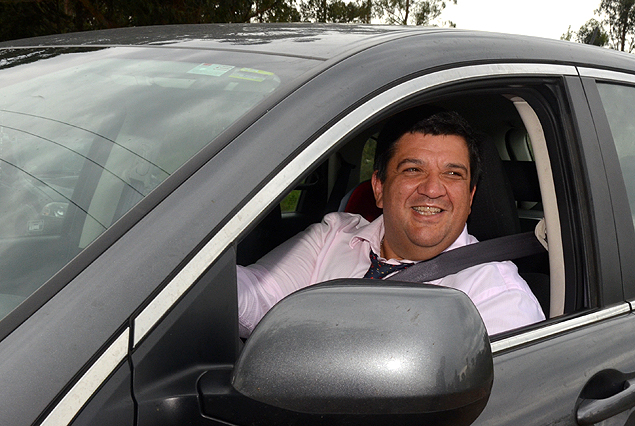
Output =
[{"x1": 371, "y1": 132, "x2": 476, "y2": 261}]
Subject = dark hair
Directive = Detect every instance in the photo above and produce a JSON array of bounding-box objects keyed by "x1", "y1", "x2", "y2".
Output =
[{"x1": 374, "y1": 109, "x2": 482, "y2": 189}]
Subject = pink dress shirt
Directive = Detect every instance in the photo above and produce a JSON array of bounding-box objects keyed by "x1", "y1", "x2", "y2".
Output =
[{"x1": 237, "y1": 212, "x2": 545, "y2": 337}]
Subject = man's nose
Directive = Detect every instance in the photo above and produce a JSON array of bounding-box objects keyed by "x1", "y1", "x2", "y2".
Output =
[{"x1": 417, "y1": 174, "x2": 446, "y2": 198}]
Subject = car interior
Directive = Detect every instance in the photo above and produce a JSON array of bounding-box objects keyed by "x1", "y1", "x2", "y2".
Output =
[{"x1": 236, "y1": 85, "x2": 569, "y2": 336}]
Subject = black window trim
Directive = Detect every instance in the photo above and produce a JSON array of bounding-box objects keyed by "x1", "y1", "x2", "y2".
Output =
[{"x1": 579, "y1": 68, "x2": 635, "y2": 301}]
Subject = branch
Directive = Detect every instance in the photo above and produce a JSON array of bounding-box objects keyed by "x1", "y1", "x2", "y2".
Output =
[{"x1": 76, "y1": 0, "x2": 113, "y2": 28}]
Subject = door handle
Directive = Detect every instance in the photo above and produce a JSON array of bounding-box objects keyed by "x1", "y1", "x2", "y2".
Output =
[{"x1": 577, "y1": 371, "x2": 635, "y2": 425}]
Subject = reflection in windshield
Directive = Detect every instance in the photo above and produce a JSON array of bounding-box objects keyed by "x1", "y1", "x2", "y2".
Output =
[
  {"x1": 0, "y1": 46, "x2": 314, "y2": 322},
  {"x1": 0, "y1": 47, "x2": 67, "y2": 69},
  {"x1": 0, "y1": 112, "x2": 154, "y2": 238}
]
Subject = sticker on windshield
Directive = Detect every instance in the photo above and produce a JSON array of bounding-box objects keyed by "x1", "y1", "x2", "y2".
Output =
[
  {"x1": 28, "y1": 220, "x2": 44, "y2": 233},
  {"x1": 187, "y1": 63, "x2": 234, "y2": 77},
  {"x1": 229, "y1": 68, "x2": 275, "y2": 82}
]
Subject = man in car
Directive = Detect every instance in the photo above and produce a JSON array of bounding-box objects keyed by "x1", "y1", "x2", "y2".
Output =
[{"x1": 237, "y1": 111, "x2": 545, "y2": 337}]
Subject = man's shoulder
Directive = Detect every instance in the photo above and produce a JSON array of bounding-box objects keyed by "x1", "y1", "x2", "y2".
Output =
[
  {"x1": 317, "y1": 212, "x2": 382, "y2": 250},
  {"x1": 321, "y1": 211, "x2": 371, "y2": 229}
]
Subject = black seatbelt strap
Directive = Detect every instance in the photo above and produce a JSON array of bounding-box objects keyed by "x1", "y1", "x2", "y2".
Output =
[{"x1": 387, "y1": 231, "x2": 546, "y2": 283}]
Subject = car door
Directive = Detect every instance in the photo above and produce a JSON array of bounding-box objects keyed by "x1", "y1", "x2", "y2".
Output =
[{"x1": 219, "y1": 65, "x2": 633, "y2": 425}]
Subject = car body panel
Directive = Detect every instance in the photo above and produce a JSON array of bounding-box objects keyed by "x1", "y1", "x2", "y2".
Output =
[{"x1": 479, "y1": 307, "x2": 635, "y2": 425}]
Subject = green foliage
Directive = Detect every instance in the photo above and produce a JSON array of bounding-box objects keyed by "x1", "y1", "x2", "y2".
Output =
[
  {"x1": 561, "y1": 26, "x2": 574, "y2": 41},
  {"x1": 597, "y1": 0, "x2": 635, "y2": 51},
  {"x1": 280, "y1": 190, "x2": 301, "y2": 212},
  {"x1": 564, "y1": 1, "x2": 635, "y2": 52},
  {"x1": 562, "y1": 19, "x2": 609, "y2": 46},
  {"x1": 0, "y1": 0, "x2": 293, "y2": 41},
  {"x1": 578, "y1": 18, "x2": 610, "y2": 46},
  {"x1": 0, "y1": 1, "x2": 71, "y2": 41},
  {"x1": 0, "y1": 0, "x2": 454, "y2": 42},
  {"x1": 254, "y1": 0, "x2": 302, "y2": 22},
  {"x1": 360, "y1": 137, "x2": 377, "y2": 182},
  {"x1": 373, "y1": 0, "x2": 455, "y2": 26},
  {"x1": 328, "y1": 0, "x2": 371, "y2": 23},
  {"x1": 299, "y1": 0, "x2": 370, "y2": 23}
]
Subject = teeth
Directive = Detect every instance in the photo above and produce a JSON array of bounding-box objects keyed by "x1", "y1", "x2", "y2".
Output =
[{"x1": 412, "y1": 206, "x2": 442, "y2": 215}]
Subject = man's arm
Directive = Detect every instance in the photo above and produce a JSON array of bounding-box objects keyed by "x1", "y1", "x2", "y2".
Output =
[
  {"x1": 439, "y1": 261, "x2": 545, "y2": 336},
  {"x1": 472, "y1": 284, "x2": 546, "y2": 335},
  {"x1": 237, "y1": 212, "x2": 368, "y2": 337}
]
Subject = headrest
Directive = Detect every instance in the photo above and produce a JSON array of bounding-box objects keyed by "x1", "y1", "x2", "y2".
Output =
[{"x1": 340, "y1": 180, "x2": 382, "y2": 222}]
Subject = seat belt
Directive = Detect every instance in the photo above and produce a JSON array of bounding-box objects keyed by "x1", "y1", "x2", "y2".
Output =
[{"x1": 387, "y1": 231, "x2": 546, "y2": 283}]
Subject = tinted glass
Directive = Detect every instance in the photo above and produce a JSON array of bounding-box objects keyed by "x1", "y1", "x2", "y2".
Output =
[
  {"x1": 0, "y1": 46, "x2": 318, "y2": 320},
  {"x1": 597, "y1": 82, "x2": 635, "y2": 227}
]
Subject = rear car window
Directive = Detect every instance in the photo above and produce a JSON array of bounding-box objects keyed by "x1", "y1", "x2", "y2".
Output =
[{"x1": 596, "y1": 82, "x2": 635, "y2": 227}]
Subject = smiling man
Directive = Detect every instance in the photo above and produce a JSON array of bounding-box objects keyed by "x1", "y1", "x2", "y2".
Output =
[
  {"x1": 374, "y1": 130, "x2": 476, "y2": 262},
  {"x1": 237, "y1": 111, "x2": 545, "y2": 338}
]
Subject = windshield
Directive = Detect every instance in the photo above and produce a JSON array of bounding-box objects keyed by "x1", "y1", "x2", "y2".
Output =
[{"x1": 0, "y1": 46, "x2": 318, "y2": 320}]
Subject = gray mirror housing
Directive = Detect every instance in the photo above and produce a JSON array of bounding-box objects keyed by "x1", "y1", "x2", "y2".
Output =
[{"x1": 232, "y1": 279, "x2": 493, "y2": 424}]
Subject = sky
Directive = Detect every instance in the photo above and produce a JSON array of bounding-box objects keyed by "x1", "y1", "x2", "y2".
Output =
[{"x1": 441, "y1": 0, "x2": 601, "y2": 40}]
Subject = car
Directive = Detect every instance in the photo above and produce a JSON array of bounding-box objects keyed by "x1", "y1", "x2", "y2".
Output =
[{"x1": 1, "y1": 23, "x2": 635, "y2": 426}]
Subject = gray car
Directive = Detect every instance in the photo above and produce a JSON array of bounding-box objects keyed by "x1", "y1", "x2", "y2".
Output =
[{"x1": 2, "y1": 24, "x2": 635, "y2": 426}]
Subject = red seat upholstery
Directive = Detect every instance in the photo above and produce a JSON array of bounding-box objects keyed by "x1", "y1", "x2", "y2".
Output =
[{"x1": 341, "y1": 180, "x2": 382, "y2": 222}]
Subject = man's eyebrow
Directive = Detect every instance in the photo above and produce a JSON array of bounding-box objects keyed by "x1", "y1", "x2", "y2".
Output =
[
  {"x1": 446, "y1": 162, "x2": 469, "y2": 173},
  {"x1": 395, "y1": 158, "x2": 469, "y2": 174},
  {"x1": 395, "y1": 158, "x2": 423, "y2": 169}
]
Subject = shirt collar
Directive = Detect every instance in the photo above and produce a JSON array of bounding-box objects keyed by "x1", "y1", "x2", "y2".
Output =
[
  {"x1": 444, "y1": 225, "x2": 471, "y2": 252},
  {"x1": 350, "y1": 214, "x2": 384, "y2": 256}
]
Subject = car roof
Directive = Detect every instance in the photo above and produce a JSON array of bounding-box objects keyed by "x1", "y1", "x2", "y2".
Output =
[
  {"x1": 0, "y1": 24, "x2": 436, "y2": 60},
  {"x1": 3, "y1": 23, "x2": 635, "y2": 74}
]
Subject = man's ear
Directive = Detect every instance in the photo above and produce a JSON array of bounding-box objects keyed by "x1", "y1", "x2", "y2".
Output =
[
  {"x1": 468, "y1": 185, "x2": 476, "y2": 213},
  {"x1": 371, "y1": 171, "x2": 384, "y2": 209}
]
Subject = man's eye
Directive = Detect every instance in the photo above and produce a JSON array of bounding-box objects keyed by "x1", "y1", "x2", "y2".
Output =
[{"x1": 446, "y1": 171, "x2": 464, "y2": 178}]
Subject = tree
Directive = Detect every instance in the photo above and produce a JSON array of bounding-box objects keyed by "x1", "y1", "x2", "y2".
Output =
[
  {"x1": 253, "y1": 0, "x2": 301, "y2": 22},
  {"x1": 0, "y1": 0, "x2": 302, "y2": 41},
  {"x1": 328, "y1": 0, "x2": 371, "y2": 23},
  {"x1": 0, "y1": 0, "x2": 455, "y2": 42},
  {"x1": 299, "y1": 0, "x2": 370, "y2": 23},
  {"x1": 578, "y1": 18, "x2": 610, "y2": 46},
  {"x1": 561, "y1": 19, "x2": 609, "y2": 46},
  {"x1": 597, "y1": 0, "x2": 635, "y2": 51},
  {"x1": 373, "y1": 0, "x2": 455, "y2": 26},
  {"x1": 561, "y1": 26, "x2": 574, "y2": 41}
]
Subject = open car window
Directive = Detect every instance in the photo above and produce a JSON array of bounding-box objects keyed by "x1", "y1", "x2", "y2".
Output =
[{"x1": 237, "y1": 76, "x2": 587, "y2": 341}]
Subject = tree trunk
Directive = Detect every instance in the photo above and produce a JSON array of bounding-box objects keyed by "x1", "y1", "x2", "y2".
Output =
[{"x1": 403, "y1": 0, "x2": 409, "y2": 25}]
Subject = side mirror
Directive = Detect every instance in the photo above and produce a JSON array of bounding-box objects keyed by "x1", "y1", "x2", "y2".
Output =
[{"x1": 231, "y1": 279, "x2": 493, "y2": 425}]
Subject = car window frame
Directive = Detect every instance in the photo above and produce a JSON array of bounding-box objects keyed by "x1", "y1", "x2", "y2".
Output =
[
  {"x1": 579, "y1": 68, "x2": 635, "y2": 301},
  {"x1": 132, "y1": 63, "x2": 585, "y2": 351}
]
